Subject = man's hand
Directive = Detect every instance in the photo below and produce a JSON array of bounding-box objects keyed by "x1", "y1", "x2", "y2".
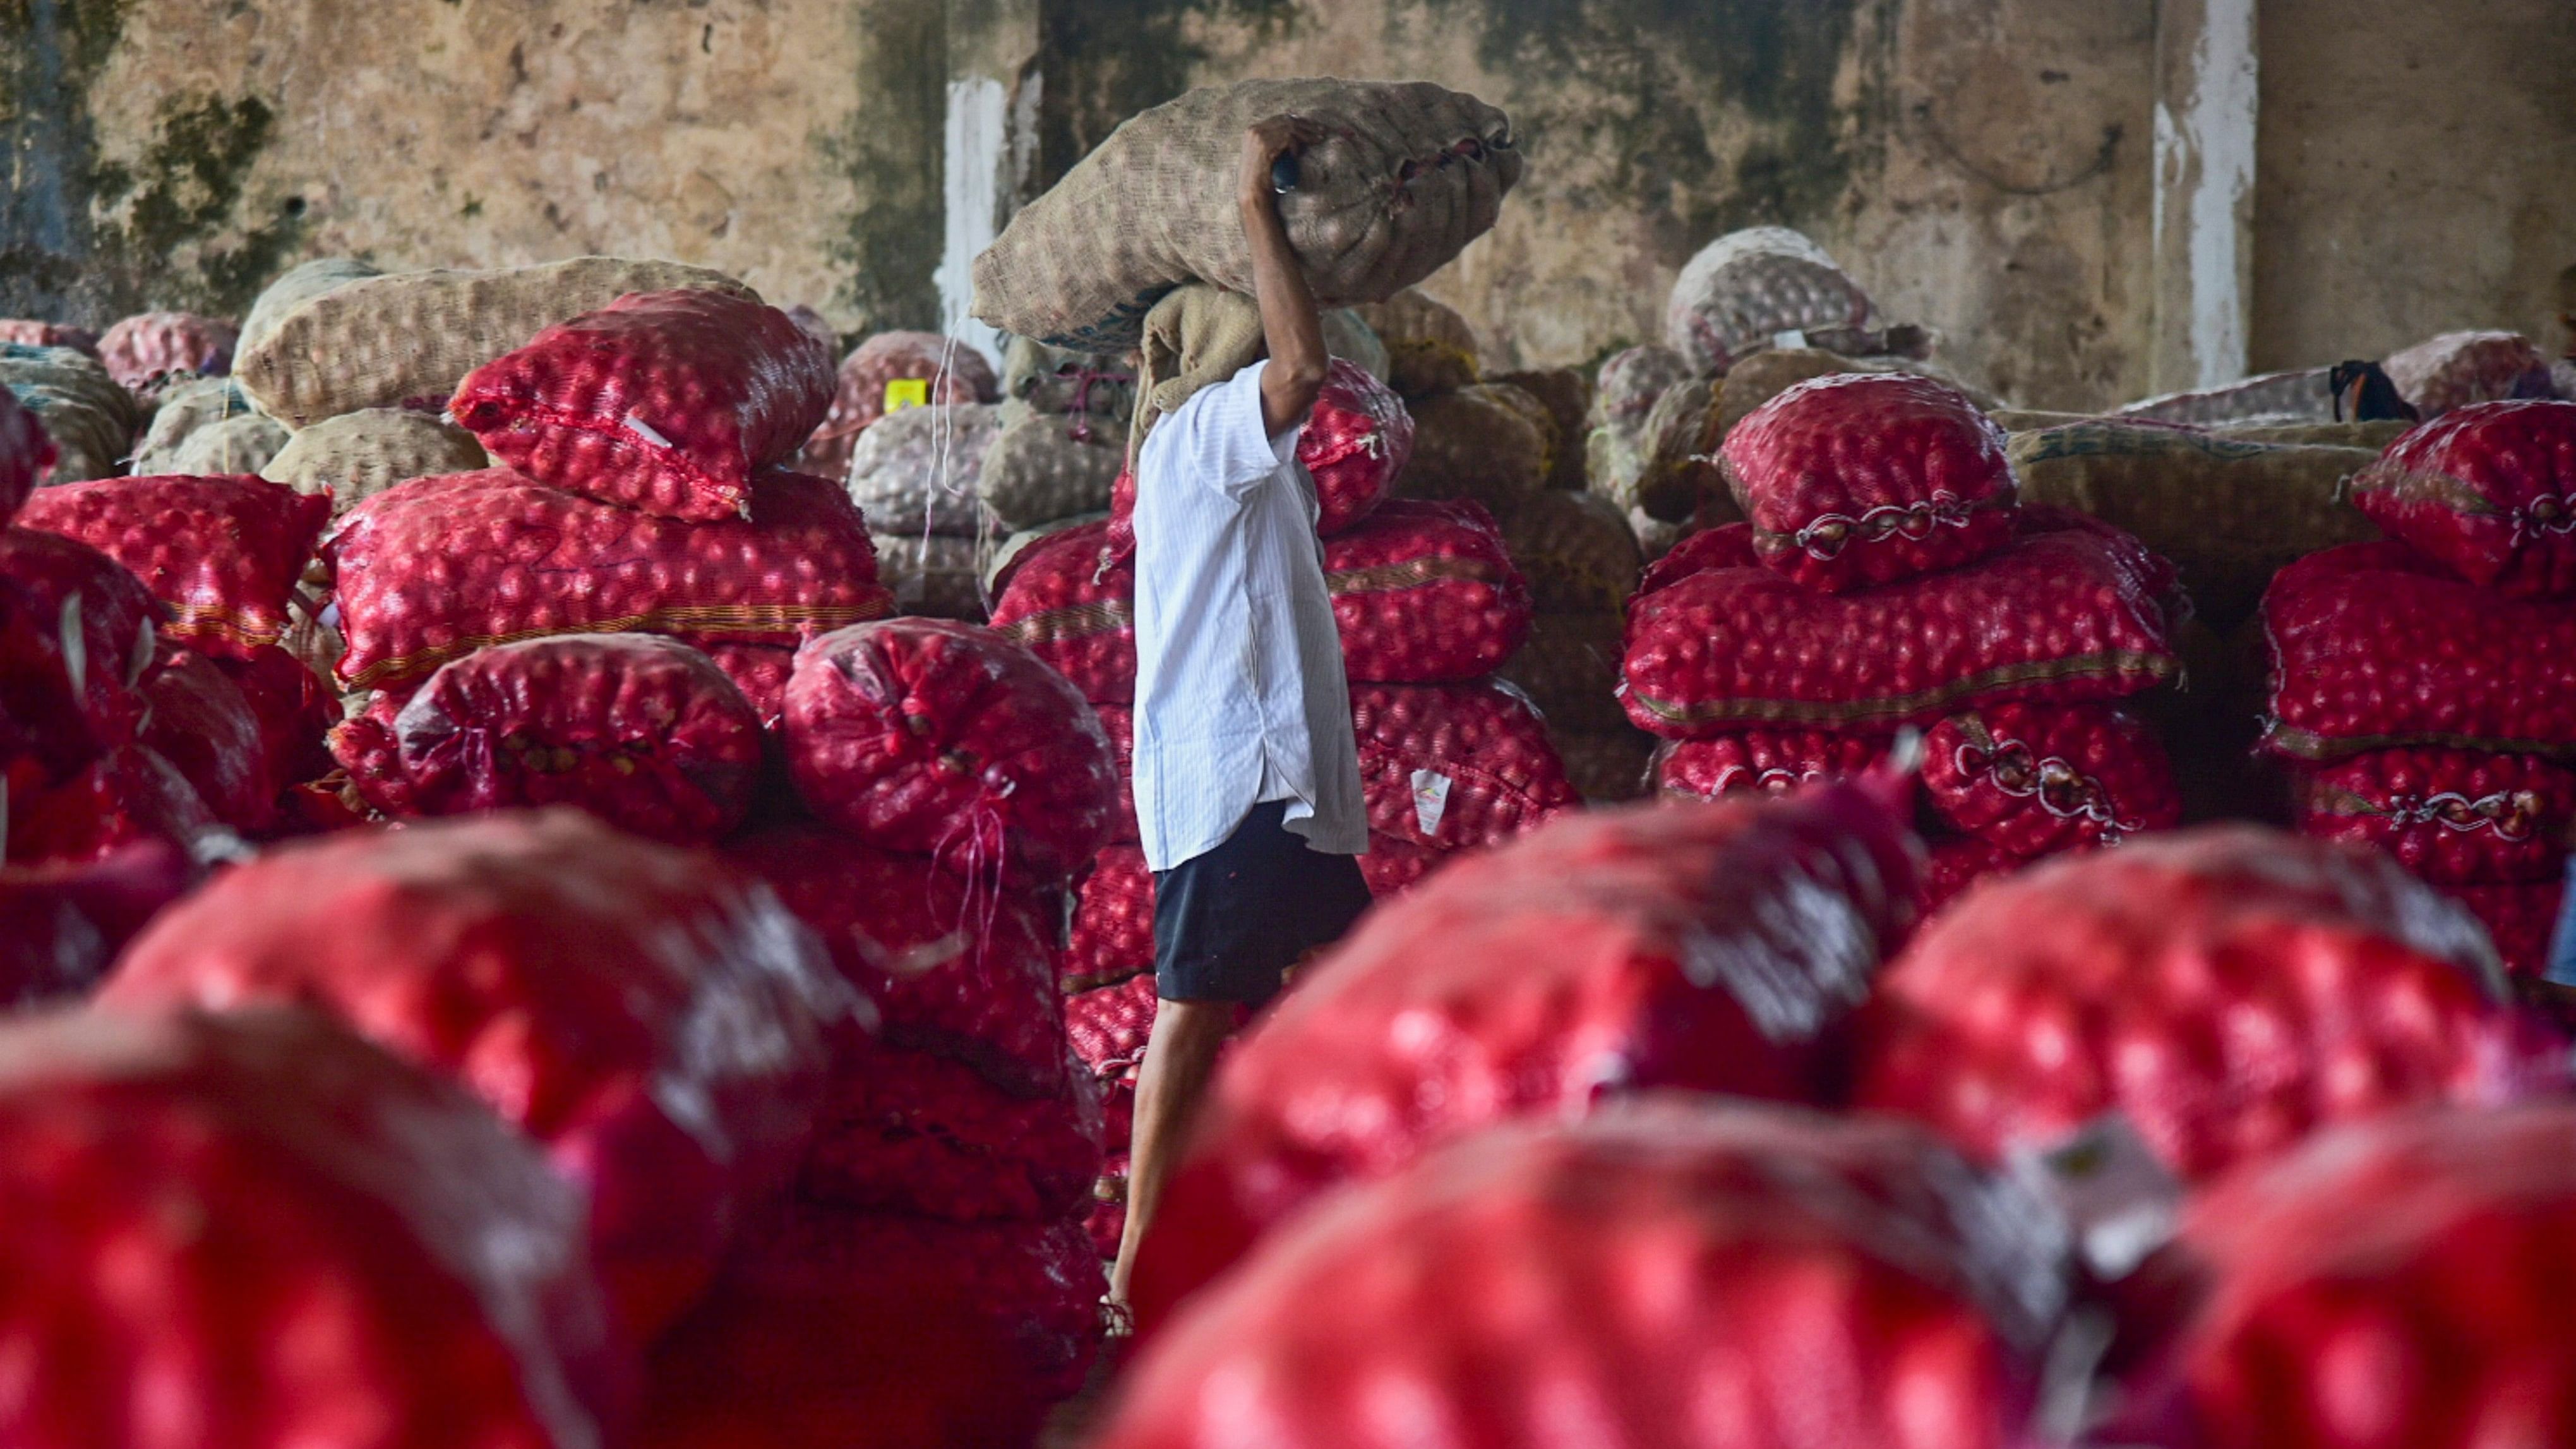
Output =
[
  {"x1": 1240, "y1": 115, "x2": 1330, "y2": 437},
  {"x1": 1239, "y1": 114, "x2": 1328, "y2": 208}
]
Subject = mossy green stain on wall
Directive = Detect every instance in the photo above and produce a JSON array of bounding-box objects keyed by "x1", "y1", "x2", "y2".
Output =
[
  {"x1": 822, "y1": 0, "x2": 945, "y2": 333},
  {"x1": 91, "y1": 94, "x2": 308, "y2": 319},
  {"x1": 1, "y1": 0, "x2": 128, "y2": 318},
  {"x1": 1036, "y1": 0, "x2": 1300, "y2": 186}
]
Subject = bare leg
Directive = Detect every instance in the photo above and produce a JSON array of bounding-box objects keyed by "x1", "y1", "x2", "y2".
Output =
[{"x1": 1110, "y1": 997, "x2": 1240, "y2": 1302}]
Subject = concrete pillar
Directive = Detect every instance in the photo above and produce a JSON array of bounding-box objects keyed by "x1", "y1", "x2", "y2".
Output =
[
  {"x1": 2150, "y1": 0, "x2": 2260, "y2": 393},
  {"x1": 939, "y1": 0, "x2": 1040, "y2": 366}
]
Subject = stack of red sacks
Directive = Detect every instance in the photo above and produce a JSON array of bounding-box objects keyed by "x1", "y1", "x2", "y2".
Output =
[
  {"x1": 1628, "y1": 373, "x2": 2184, "y2": 912},
  {"x1": 988, "y1": 361, "x2": 1579, "y2": 1255},
  {"x1": 2266, "y1": 399, "x2": 2576, "y2": 977}
]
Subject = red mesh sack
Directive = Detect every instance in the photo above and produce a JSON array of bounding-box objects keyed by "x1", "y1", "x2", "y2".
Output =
[
  {"x1": 1922, "y1": 836, "x2": 2020, "y2": 917},
  {"x1": 2445, "y1": 880, "x2": 2565, "y2": 982},
  {"x1": 100, "y1": 810, "x2": 847, "y2": 1347},
  {"x1": 0, "y1": 528, "x2": 159, "y2": 781},
  {"x1": 1067, "y1": 971, "x2": 1158, "y2": 1080},
  {"x1": 1357, "y1": 831, "x2": 1447, "y2": 897},
  {"x1": 0, "y1": 839, "x2": 193, "y2": 1006},
  {"x1": 96, "y1": 310, "x2": 237, "y2": 388},
  {"x1": 2296, "y1": 747, "x2": 2576, "y2": 885},
  {"x1": 1068, "y1": 843, "x2": 1154, "y2": 992},
  {"x1": 1722, "y1": 371, "x2": 2019, "y2": 592},
  {"x1": 1350, "y1": 680, "x2": 1578, "y2": 849},
  {"x1": 326, "y1": 469, "x2": 889, "y2": 692},
  {"x1": 1131, "y1": 782, "x2": 1924, "y2": 1330},
  {"x1": 349, "y1": 634, "x2": 765, "y2": 845},
  {"x1": 1631, "y1": 514, "x2": 1744, "y2": 599},
  {"x1": 799, "y1": 1043, "x2": 1103, "y2": 1222},
  {"x1": 8, "y1": 743, "x2": 230, "y2": 868},
  {"x1": 1324, "y1": 498, "x2": 1531, "y2": 683},
  {"x1": 987, "y1": 520, "x2": 1135, "y2": 704},
  {"x1": 1854, "y1": 826, "x2": 2555, "y2": 1184},
  {"x1": 15, "y1": 474, "x2": 327, "y2": 661},
  {"x1": 784, "y1": 618, "x2": 1118, "y2": 886},
  {"x1": 450, "y1": 290, "x2": 836, "y2": 521},
  {"x1": 0, "y1": 319, "x2": 98, "y2": 353},
  {"x1": 2260, "y1": 540, "x2": 2576, "y2": 759},
  {"x1": 796, "y1": 330, "x2": 1000, "y2": 479},
  {"x1": 215, "y1": 646, "x2": 338, "y2": 803},
  {"x1": 704, "y1": 641, "x2": 795, "y2": 730},
  {"x1": 1624, "y1": 513, "x2": 2179, "y2": 736},
  {"x1": 0, "y1": 1006, "x2": 626, "y2": 1449},
  {"x1": 1105, "y1": 1099, "x2": 2065, "y2": 1449},
  {"x1": 0, "y1": 385, "x2": 53, "y2": 520},
  {"x1": 2383, "y1": 328, "x2": 2556, "y2": 419},
  {"x1": 1093, "y1": 702, "x2": 1139, "y2": 843},
  {"x1": 138, "y1": 646, "x2": 274, "y2": 831},
  {"x1": 1926, "y1": 702, "x2": 2181, "y2": 858},
  {"x1": 1653, "y1": 729, "x2": 1891, "y2": 800},
  {"x1": 326, "y1": 688, "x2": 415, "y2": 816},
  {"x1": 2114, "y1": 1102, "x2": 2576, "y2": 1449},
  {"x1": 2348, "y1": 399, "x2": 2576, "y2": 597},
  {"x1": 722, "y1": 821, "x2": 1069, "y2": 1099}
]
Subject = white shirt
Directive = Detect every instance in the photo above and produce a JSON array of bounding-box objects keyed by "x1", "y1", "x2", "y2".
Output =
[{"x1": 1132, "y1": 360, "x2": 1368, "y2": 871}]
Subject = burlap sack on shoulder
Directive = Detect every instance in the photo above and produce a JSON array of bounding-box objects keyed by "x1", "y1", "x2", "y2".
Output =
[
  {"x1": 261, "y1": 408, "x2": 489, "y2": 516},
  {"x1": 235, "y1": 256, "x2": 757, "y2": 428},
  {"x1": 165, "y1": 412, "x2": 291, "y2": 477},
  {"x1": 983, "y1": 399, "x2": 1127, "y2": 531},
  {"x1": 1, "y1": 344, "x2": 136, "y2": 482},
  {"x1": 1129, "y1": 285, "x2": 1269, "y2": 458},
  {"x1": 238, "y1": 257, "x2": 381, "y2": 359},
  {"x1": 973, "y1": 78, "x2": 1519, "y2": 352},
  {"x1": 2008, "y1": 421, "x2": 2379, "y2": 627}
]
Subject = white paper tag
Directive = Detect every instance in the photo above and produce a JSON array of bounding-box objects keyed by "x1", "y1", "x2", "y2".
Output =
[
  {"x1": 1410, "y1": 769, "x2": 1452, "y2": 838},
  {"x1": 621, "y1": 411, "x2": 674, "y2": 448},
  {"x1": 1771, "y1": 328, "x2": 1809, "y2": 351},
  {"x1": 2004, "y1": 1113, "x2": 2184, "y2": 1281}
]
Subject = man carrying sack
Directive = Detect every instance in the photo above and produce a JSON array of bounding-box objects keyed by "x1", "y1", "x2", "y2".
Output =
[{"x1": 1110, "y1": 115, "x2": 1372, "y2": 1304}]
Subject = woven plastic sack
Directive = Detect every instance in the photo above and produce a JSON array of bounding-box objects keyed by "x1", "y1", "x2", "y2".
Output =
[
  {"x1": 236, "y1": 255, "x2": 757, "y2": 428},
  {"x1": 1002, "y1": 336, "x2": 1138, "y2": 424},
  {"x1": 15, "y1": 472, "x2": 329, "y2": 662},
  {"x1": 260, "y1": 406, "x2": 489, "y2": 516},
  {"x1": 333, "y1": 634, "x2": 765, "y2": 844},
  {"x1": 1069, "y1": 843, "x2": 1153, "y2": 992},
  {"x1": 1091, "y1": 702, "x2": 1139, "y2": 843},
  {"x1": 2210, "y1": 416, "x2": 2414, "y2": 448},
  {"x1": 797, "y1": 330, "x2": 1000, "y2": 479},
  {"x1": 1356, "y1": 831, "x2": 1447, "y2": 897},
  {"x1": 1, "y1": 342, "x2": 135, "y2": 482},
  {"x1": 1723, "y1": 373, "x2": 2018, "y2": 592},
  {"x1": 1128, "y1": 784, "x2": 1925, "y2": 1328},
  {"x1": 1348, "y1": 287, "x2": 1480, "y2": 400},
  {"x1": 1665, "y1": 226, "x2": 1876, "y2": 375},
  {"x1": 2447, "y1": 880, "x2": 2564, "y2": 981},
  {"x1": 138, "y1": 645, "x2": 275, "y2": 832},
  {"x1": 1325, "y1": 498, "x2": 1529, "y2": 683},
  {"x1": 2347, "y1": 399, "x2": 2576, "y2": 598},
  {"x1": 980, "y1": 399, "x2": 1126, "y2": 530},
  {"x1": 0, "y1": 1006, "x2": 623, "y2": 1449},
  {"x1": 97, "y1": 310, "x2": 237, "y2": 390},
  {"x1": 1624, "y1": 513, "x2": 2179, "y2": 736},
  {"x1": 6, "y1": 742, "x2": 233, "y2": 869},
  {"x1": 326, "y1": 467, "x2": 889, "y2": 692},
  {"x1": 986, "y1": 520, "x2": 1135, "y2": 704},
  {"x1": 875, "y1": 531, "x2": 986, "y2": 619},
  {"x1": 722, "y1": 821, "x2": 1069, "y2": 1098},
  {"x1": 158, "y1": 410, "x2": 288, "y2": 477},
  {"x1": 1550, "y1": 724, "x2": 1655, "y2": 802},
  {"x1": 702, "y1": 641, "x2": 794, "y2": 729},
  {"x1": 1593, "y1": 344, "x2": 1694, "y2": 435},
  {"x1": 452, "y1": 290, "x2": 834, "y2": 521},
  {"x1": 2114, "y1": 367, "x2": 2335, "y2": 425},
  {"x1": 2383, "y1": 328, "x2": 2556, "y2": 419},
  {"x1": 1495, "y1": 609, "x2": 1626, "y2": 732},
  {"x1": 1926, "y1": 702, "x2": 2181, "y2": 858},
  {"x1": 1653, "y1": 728, "x2": 1890, "y2": 800},
  {"x1": 236, "y1": 255, "x2": 380, "y2": 358},
  {"x1": 0, "y1": 840, "x2": 193, "y2": 1006},
  {"x1": 1068, "y1": 971, "x2": 1158, "y2": 1081},
  {"x1": 2295, "y1": 747, "x2": 2576, "y2": 885},
  {"x1": 1598, "y1": 375, "x2": 1722, "y2": 521},
  {"x1": 784, "y1": 618, "x2": 1119, "y2": 886},
  {"x1": 800, "y1": 1041, "x2": 1102, "y2": 1222},
  {"x1": 129, "y1": 375, "x2": 246, "y2": 473},
  {"x1": 1393, "y1": 382, "x2": 1545, "y2": 508},
  {"x1": 102, "y1": 810, "x2": 848, "y2": 1346},
  {"x1": 2010, "y1": 419, "x2": 2380, "y2": 628},
  {"x1": 0, "y1": 385, "x2": 52, "y2": 521},
  {"x1": 842, "y1": 399, "x2": 1000, "y2": 535},
  {"x1": 0, "y1": 525, "x2": 162, "y2": 769},
  {"x1": 2260, "y1": 541, "x2": 2576, "y2": 759},
  {"x1": 1494, "y1": 485, "x2": 1641, "y2": 613},
  {"x1": 1108, "y1": 1100, "x2": 2066, "y2": 1449},
  {"x1": 975, "y1": 80, "x2": 1518, "y2": 352},
  {"x1": 1490, "y1": 366, "x2": 1593, "y2": 488},
  {"x1": 1855, "y1": 826, "x2": 2549, "y2": 1184},
  {"x1": 1351, "y1": 680, "x2": 1577, "y2": 849}
]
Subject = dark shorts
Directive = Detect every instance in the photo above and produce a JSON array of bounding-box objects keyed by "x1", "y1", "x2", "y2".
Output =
[{"x1": 1153, "y1": 800, "x2": 1373, "y2": 1007}]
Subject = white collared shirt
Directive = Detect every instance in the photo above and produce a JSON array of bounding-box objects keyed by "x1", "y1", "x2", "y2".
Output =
[{"x1": 1131, "y1": 360, "x2": 1368, "y2": 871}]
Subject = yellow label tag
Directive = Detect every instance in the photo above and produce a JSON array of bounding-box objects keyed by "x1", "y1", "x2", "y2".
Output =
[{"x1": 884, "y1": 378, "x2": 930, "y2": 414}]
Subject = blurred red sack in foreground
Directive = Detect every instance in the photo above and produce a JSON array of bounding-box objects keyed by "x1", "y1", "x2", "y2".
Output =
[
  {"x1": 138, "y1": 646, "x2": 275, "y2": 831},
  {"x1": 0, "y1": 839, "x2": 193, "y2": 1006}
]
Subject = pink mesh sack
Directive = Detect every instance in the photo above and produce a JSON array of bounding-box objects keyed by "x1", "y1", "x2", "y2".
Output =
[
  {"x1": 2383, "y1": 328, "x2": 2555, "y2": 419},
  {"x1": 1924, "y1": 702, "x2": 2181, "y2": 858},
  {"x1": 798, "y1": 1042, "x2": 1102, "y2": 1223},
  {"x1": 2445, "y1": 879, "x2": 2565, "y2": 982},
  {"x1": 702, "y1": 641, "x2": 796, "y2": 730},
  {"x1": 1067, "y1": 971, "x2": 1158, "y2": 1081},
  {"x1": 2347, "y1": 399, "x2": 2576, "y2": 597},
  {"x1": 987, "y1": 520, "x2": 1135, "y2": 706},
  {"x1": 138, "y1": 646, "x2": 274, "y2": 833},
  {"x1": 1652, "y1": 730, "x2": 1891, "y2": 800},
  {"x1": 8, "y1": 743, "x2": 228, "y2": 869},
  {"x1": 796, "y1": 330, "x2": 999, "y2": 479},
  {"x1": 15, "y1": 474, "x2": 328, "y2": 661},
  {"x1": 451, "y1": 290, "x2": 836, "y2": 521},
  {"x1": 96, "y1": 310, "x2": 237, "y2": 389},
  {"x1": 2296, "y1": 747, "x2": 2576, "y2": 886},
  {"x1": 1067, "y1": 843, "x2": 1154, "y2": 992},
  {"x1": 1350, "y1": 680, "x2": 1578, "y2": 849},
  {"x1": 1326, "y1": 498, "x2": 1530, "y2": 683}
]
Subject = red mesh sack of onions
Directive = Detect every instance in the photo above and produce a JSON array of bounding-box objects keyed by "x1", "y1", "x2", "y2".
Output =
[
  {"x1": 1921, "y1": 836, "x2": 2021, "y2": 917},
  {"x1": 0, "y1": 385, "x2": 53, "y2": 520},
  {"x1": 799, "y1": 1042, "x2": 1102, "y2": 1222},
  {"x1": 0, "y1": 1006, "x2": 628, "y2": 1449},
  {"x1": 138, "y1": 646, "x2": 275, "y2": 832},
  {"x1": 2346, "y1": 399, "x2": 2576, "y2": 598},
  {"x1": 2445, "y1": 880, "x2": 2566, "y2": 982},
  {"x1": 1623, "y1": 510, "x2": 2179, "y2": 737},
  {"x1": 795, "y1": 329, "x2": 1000, "y2": 479},
  {"x1": 450, "y1": 290, "x2": 834, "y2": 521},
  {"x1": 1854, "y1": 826, "x2": 2559, "y2": 1185},
  {"x1": 15, "y1": 474, "x2": 326, "y2": 661},
  {"x1": 1067, "y1": 843, "x2": 1154, "y2": 992},
  {"x1": 96, "y1": 310, "x2": 237, "y2": 389},
  {"x1": 1067, "y1": 970, "x2": 1158, "y2": 1081},
  {"x1": 702, "y1": 641, "x2": 796, "y2": 730},
  {"x1": 2296, "y1": 747, "x2": 2576, "y2": 885},
  {"x1": 987, "y1": 520, "x2": 1137, "y2": 705},
  {"x1": 217, "y1": 644, "x2": 336, "y2": 801},
  {"x1": 0, "y1": 840, "x2": 193, "y2": 1006},
  {"x1": 1722, "y1": 371, "x2": 2019, "y2": 593},
  {"x1": 99, "y1": 810, "x2": 848, "y2": 1348},
  {"x1": 0, "y1": 528, "x2": 160, "y2": 787},
  {"x1": 1325, "y1": 498, "x2": 1530, "y2": 683},
  {"x1": 1130, "y1": 781, "x2": 1923, "y2": 1332},
  {"x1": 1092, "y1": 702, "x2": 1139, "y2": 843},
  {"x1": 722, "y1": 821, "x2": 1069, "y2": 1100},
  {"x1": 2261, "y1": 540, "x2": 2576, "y2": 759},
  {"x1": 1105, "y1": 1098, "x2": 2067, "y2": 1449},
  {"x1": 1652, "y1": 728, "x2": 1891, "y2": 800},
  {"x1": 1350, "y1": 680, "x2": 1578, "y2": 850},
  {"x1": 1926, "y1": 702, "x2": 2181, "y2": 858},
  {"x1": 330, "y1": 634, "x2": 765, "y2": 845},
  {"x1": 7, "y1": 743, "x2": 232, "y2": 869},
  {"x1": 784, "y1": 618, "x2": 1119, "y2": 887},
  {"x1": 1357, "y1": 831, "x2": 1446, "y2": 898},
  {"x1": 2111, "y1": 1100, "x2": 2576, "y2": 1449},
  {"x1": 325, "y1": 469, "x2": 889, "y2": 692}
]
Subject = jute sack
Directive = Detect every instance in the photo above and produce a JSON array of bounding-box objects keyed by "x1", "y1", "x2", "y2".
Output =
[
  {"x1": 132, "y1": 377, "x2": 254, "y2": 473},
  {"x1": 1489, "y1": 367, "x2": 1593, "y2": 488},
  {"x1": 875, "y1": 532, "x2": 988, "y2": 620},
  {"x1": 1394, "y1": 383, "x2": 1546, "y2": 510},
  {"x1": 1003, "y1": 338, "x2": 1139, "y2": 424},
  {"x1": 1716, "y1": 347, "x2": 2003, "y2": 440},
  {"x1": 1631, "y1": 376, "x2": 1726, "y2": 522},
  {"x1": 972, "y1": 79, "x2": 1519, "y2": 352},
  {"x1": 1350, "y1": 287, "x2": 1480, "y2": 400},
  {"x1": 1497, "y1": 610, "x2": 1629, "y2": 733},
  {"x1": 1494, "y1": 487, "x2": 1642, "y2": 614},
  {"x1": 164, "y1": 413, "x2": 290, "y2": 478},
  {"x1": 982, "y1": 399, "x2": 1127, "y2": 531},
  {"x1": 1, "y1": 344, "x2": 136, "y2": 482},
  {"x1": 2210, "y1": 418, "x2": 2414, "y2": 449},
  {"x1": 1477, "y1": 381, "x2": 1560, "y2": 483},
  {"x1": 2008, "y1": 421, "x2": 2379, "y2": 628},
  {"x1": 234, "y1": 256, "x2": 757, "y2": 428},
  {"x1": 237, "y1": 257, "x2": 381, "y2": 359},
  {"x1": 261, "y1": 408, "x2": 489, "y2": 517}
]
